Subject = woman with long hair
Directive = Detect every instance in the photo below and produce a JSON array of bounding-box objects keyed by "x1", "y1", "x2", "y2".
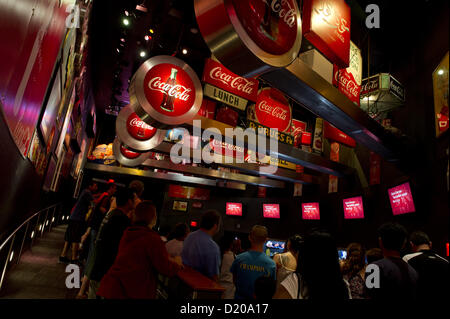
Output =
[
  {"x1": 275, "y1": 231, "x2": 350, "y2": 299},
  {"x1": 341, "y1": 243, "x2": 367, "y2": 299},
  {"x1": 273, "y1": 235, "x2": 303, "y2": 288}
]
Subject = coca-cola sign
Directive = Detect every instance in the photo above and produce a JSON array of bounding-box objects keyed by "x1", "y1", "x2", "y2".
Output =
[
  {"x1": 303, "y1": 0, "x2": 351, "y2": 68},
  {"x1": 202, "y1": 59, "x2": 259, "y2": 101},
  {"x1": 126, "y1": 113, "x2": 157, "y2": 141},
  {"x1": 210, "y1": 139, "x2": 245, "y2": 159},
  {"x1": 116, "y1": 105, "x2": 166, "y2": 152},
  {"x1": 194, "y1": 0, "x2": 302, "y2": 76},
  {"x1": 129, "y1": 56, "x2": 203, "y2": 128},
  {"x1": 291, "y1": 119, "x2": 307, "y2": 147},
  {"x1": 113, "y1": 137, "x2": 150, "y2": 167},
  {"x1": 333, "y1": 42, "x2": 362, "y2": 105},
  {"x1": 254, "y1": 88, "x2": 292, "y2": 132},
  {"x1": 333, "y1": 65, "x2": 361, "y2": 105},
  {"x1": 360, "y1": 75, "x2": 380, "y2": 96}
]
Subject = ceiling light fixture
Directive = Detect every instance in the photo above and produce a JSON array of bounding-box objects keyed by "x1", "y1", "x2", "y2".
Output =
[
  {"x1": 125, "y1": 10, "x2": 129, "y2": 16},
  {"x1": 437, "y1": 69, "x2": 444, "y2": 75},
  {"x1": 149, "y1": 28, "x2": 154, "y2": 34},
  {"x1": 140, "y1": 51, "x2": 147, "y2": 58},
  {"x1": 182, "y1": 48, "x2": 188, "y2": 55},
  {"x1": 123, "y1": 18, "x2": 130, "y2": 26}
]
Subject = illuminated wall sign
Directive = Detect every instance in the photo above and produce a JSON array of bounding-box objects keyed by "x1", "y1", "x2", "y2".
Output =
[
  {"x1": 129, "y1": 55, "x2": 203, "y2": 128},
  {"x1": 203, "y1": 83, "x2": 248, "y2": 111},
  {"x1": 303, "y1": 0, "x2": 351, "y2": 68},
  {"x1": 202, "y1": 58, "x2": 259, "y2": 101},
  {"x1": 168, "y1": 185, "x2": 210, "y2": 200},
  {"x1": 116, "y1": 105, "x2": 166, "y2": 152},
  {"x1": 302, "y1": 202, "x2": 320, "y2": 220},
  {"x1": 226, "y1": 202, "x2": 243, "y2": 216},
  {"x1": 263, "y1": 204, "x2": 280, "y2": 219},
  {"x1": 333, "y1": 42, "x2": 362, "y2": 105},
  {"x1": 388, "y1": 182, "x2": 416, "y2": 215},
  {"x1": 343, "y1": 196, "x2": 364, "y2": 219},
  {"x1": 194, "y1": 0, "x2": 302, "y2": 76},
  {"x1": 247, "y1": 120, "x2": 294, "y2": 145}
]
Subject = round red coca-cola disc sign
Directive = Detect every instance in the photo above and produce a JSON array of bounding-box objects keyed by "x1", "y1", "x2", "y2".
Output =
[
  {"x1": 231, "y1": 0, "x2": 298, "y2": 56},
  {"x1": 113, "y1": 137, "x2": 150, "y2": 167},
  {"x1": 254, "y1": 87, "x2": 292, "y2": 133},
  {"x1": 116, "y1": 105, "x2": 166, "y2": 152},
  {"x1": 129, "y1": 56, "x2": 203, "y2": 129},
  {"x1": 126, "y1": 113, "x2": 157, "y2": 140}
]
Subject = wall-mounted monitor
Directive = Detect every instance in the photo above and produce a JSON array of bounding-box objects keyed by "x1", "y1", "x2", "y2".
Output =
[
  {"x1": 263, "y1": 204, "x2": 280, "y2": 219},
  {"x1": 388, "y1": 182, "x2": 416, "y2": 215},
  {"x1": 343, "y1": 196, "x2": 364, "y2": 219},
  {"x1": 226, "y1": 202, "x2": 243, "y2": 216},
  {"x1": 302, "y1": 202, "x2": 320, "y2": 220}
]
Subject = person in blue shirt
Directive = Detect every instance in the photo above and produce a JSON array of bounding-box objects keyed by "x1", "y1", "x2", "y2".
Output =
[
  {"x1": 230, "y1": 225, "x2": 276, "y2": 299},
  {"x1": 181, "y1": 210, "x2": 221, "y2": 281}
]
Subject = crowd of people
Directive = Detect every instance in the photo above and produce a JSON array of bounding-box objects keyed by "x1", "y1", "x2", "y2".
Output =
[{"x1": 59, "y1": 180, "x2": 449, "y2": 300}]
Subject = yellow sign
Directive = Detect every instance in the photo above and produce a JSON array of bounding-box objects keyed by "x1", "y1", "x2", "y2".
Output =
[{"x1": 247, "y1": 120, "x2": 294, "y2": 145}]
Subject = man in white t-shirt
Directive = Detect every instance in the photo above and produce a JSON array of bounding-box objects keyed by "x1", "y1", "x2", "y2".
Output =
[{"x1": 166, "y1": 223, "x2": 190, "y2": 257}]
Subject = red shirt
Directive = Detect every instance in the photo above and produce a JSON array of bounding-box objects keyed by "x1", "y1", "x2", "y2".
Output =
[{"x1": 97, "y1": 224, "x2": 181, "y2": 299}]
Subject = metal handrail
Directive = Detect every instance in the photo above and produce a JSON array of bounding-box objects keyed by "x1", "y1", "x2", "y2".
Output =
[
  {"x1": 0, "y1": 203, "x2": 60, "y2": 252},
  {"x1": 0, "y1": 202, "x2": 65, "y2": 292}
]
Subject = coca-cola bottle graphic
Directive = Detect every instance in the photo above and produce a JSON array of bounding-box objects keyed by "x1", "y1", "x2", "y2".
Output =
[
  {"x1": 259, "y1": 1, "x2": 280, "y2": 41},
  {"x1": 160, "y1": 68, "x2": 178, "y2": 112}
]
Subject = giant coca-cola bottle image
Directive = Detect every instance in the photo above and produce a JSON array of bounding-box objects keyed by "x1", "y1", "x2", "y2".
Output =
[
  {"x1": 259, "y1": 1, "x2": 280, "y2": 42},
  {"x1": 160, "y1": 68, "x2": 178, "y2": 112}
]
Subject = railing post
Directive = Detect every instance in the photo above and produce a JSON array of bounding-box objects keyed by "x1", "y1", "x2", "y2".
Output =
[
  {"x1": 49, "y1": 206, "x2": 56, "y2": 232},
  {"x1": 0, "y1": 234, "x2": 16, "y2": 292},
  {"x1": 41, "y1": 209, "x2": 49, "y2": 237},
  {"x1": 16, "y1": 222, "x2": 30, "y2": 265}
]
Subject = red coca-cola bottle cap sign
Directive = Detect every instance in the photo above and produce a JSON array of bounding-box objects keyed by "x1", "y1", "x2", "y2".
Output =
[
  {"x1": 126, "y1": 113, "x2": 157, "y2": 140},
  {"x1": 231, "y1": 0, "x2": 298, "y2": 56},
  {"x1": 113, "y1": 137, "x2": 150, "y2": 167},
  {"x1": 129, "y1": 56, "x2": 203, "y2": 128}
]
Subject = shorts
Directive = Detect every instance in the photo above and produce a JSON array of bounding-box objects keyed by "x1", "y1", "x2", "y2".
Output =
[{"x1": 64, "y1": 219, "x2": 86, "y2": 243}]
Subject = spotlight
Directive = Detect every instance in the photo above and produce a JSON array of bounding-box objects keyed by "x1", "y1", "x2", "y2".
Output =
[
  {"x1": 31, "y1": 231, "x2": 35, "y2": 239},
  {"x1": 120, "y1": 38, "x2": 125, "y2": 42},
  {"x1": 438, "y1": 69, "x2": 444, "y2": 75},
  {"x1": 123, "y1": 18, "x2": 130, "y2": 26},
  {"x1": 182, "y1": 48, "x2": 188, "y2": 55},
  {"x1": 149, "y1": 28, "x2": 154, "y2": 34},
  {"x1": 140, "y1": 51, "x2": 147, "y2": 58},
  {"x1": 9, "y1": 251, "x2": 14, "y2": 262},
  {"x1": 124, "y1": 10, "x2": 129, "y2": 16}
]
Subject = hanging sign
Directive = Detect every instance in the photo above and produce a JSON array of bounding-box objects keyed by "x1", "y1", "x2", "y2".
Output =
[
  {"x1": 194, "y1": 0, "x2": 302, "y2": 76},
  {"x1": 203, "y1": 83, "x2": 248, "y2": 111},
  {"x1": 328, "y1": 142, "x2": 339, "y2": 193},
  {"x1": 129, "y1": 55, "x2": 203, "y2": 128},
  {"x1": 116, "y1": 105, "x2": 166, "y2": 152},
  {"x1": 312, "y1": 118, "x2": 324, "y2": 154},
  {"x1": 113, "y1": 138, "x2": 149, "y2": 167},
  {"x1": 302, "y1": 0, "x2": 351, "y2": 68}
]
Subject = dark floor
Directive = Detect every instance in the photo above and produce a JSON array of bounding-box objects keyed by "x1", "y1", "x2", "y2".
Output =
[{"x1": 0, "y1": 225, "x2": 79, "y2": 299}]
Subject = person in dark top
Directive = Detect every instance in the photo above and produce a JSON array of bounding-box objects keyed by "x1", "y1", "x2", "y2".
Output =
[
  {"x1": 85, "y1": 187, "x2": 135, "y2": 299},
  {"x1": 76, "y1": 180, "x2": 116, "y2": 298},
  {"x1": 366, "y1": 223, "x2": 418, "y2": 300},
  {"x1": 97, "y1": 201, "x2": 183, "y2": 299},
  {"x1": 59, "y1": 181, "x2": 98, "y2": 263},
  {"x1": 403, "y1": 231, "x2": 449, "y2": 300}
]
